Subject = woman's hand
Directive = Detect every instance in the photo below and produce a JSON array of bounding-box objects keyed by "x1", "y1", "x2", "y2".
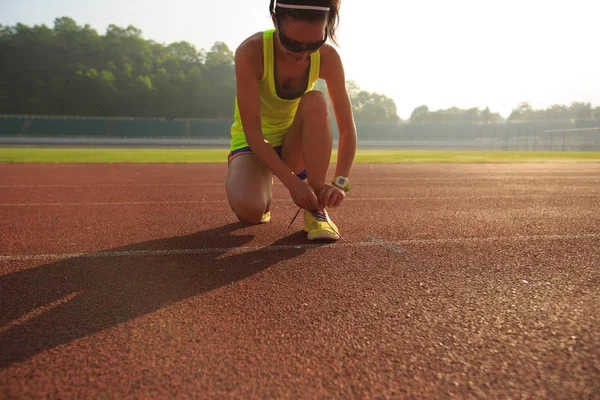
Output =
[
  {"x1": 318, "y1": 184, "x2": 345, "y2": 209},
  {"x1": 288, "y1": 178, "x2": 321, "y2": 211}
]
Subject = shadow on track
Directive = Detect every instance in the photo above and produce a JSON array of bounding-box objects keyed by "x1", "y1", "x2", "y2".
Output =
[{"x1": 0, "y1": 222, "x2": 316, "y2": 367}]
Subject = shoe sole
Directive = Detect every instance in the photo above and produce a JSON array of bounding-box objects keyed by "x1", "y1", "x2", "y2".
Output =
[
  {"x1": 303, "y1": 211, "x2": 339, "y2": 241},
  {"x1": 304, "y1": 225, "x2": 340, "y2": 241},
  {"x1": 307, "y1": 231, "x2": 340, "y2": 241},
  {"x1": 260, "y1": 213, "x2": 271, "y2": 223}
]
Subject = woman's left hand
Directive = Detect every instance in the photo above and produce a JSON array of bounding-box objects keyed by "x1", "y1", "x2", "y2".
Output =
[{"x1": 318, "y1": 184, "x2": 345, "y2": 209}]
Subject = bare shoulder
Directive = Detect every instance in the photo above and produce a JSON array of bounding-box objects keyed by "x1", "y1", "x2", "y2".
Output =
[
  {"x1": 237, "y1": 32, "x2": 263, "y2": 53},
  {"x1": 235, "y1": 32, "x2": 265, "y2": 79},
  {"x1": 319, "y1": 43, "x2": 344, "y2": 80}
]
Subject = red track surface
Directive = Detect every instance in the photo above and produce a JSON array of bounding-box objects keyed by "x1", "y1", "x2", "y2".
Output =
[{"x1": 1, "y1": 163, "x2": 599, "y2": 398}]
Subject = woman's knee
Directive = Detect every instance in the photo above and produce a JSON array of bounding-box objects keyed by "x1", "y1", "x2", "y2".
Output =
[
  {"x1": 228, "y1": 197, "x2": 269, "y2": 225},
  {"x1": 226, "y1": 179, "x2": 270, "y2": 225},
  {"x1": 300, "y1": 90, "x2": 329, "y2": 119},
  {"x1": 225, "y1": 155, "x2": 272, "y2": 225}
]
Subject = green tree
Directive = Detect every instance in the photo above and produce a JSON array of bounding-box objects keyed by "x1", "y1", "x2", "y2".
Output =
[
  {"x1": 202, "y1": 42, "x2": 235, "y2": 118},
  {"x1": 507, "y1": 101, "x2": 595, "y2": 121},
  {"x1": 508, "y1": 102, "x2": 534, "y2": 121},
  {"x1": 351, "y1": 91, "x2": 399, "y2": 123},
  {"x1": 314, "y1": 79, "x2": 400, "y2": 123},
  {"x1": 462, "y1": 107, "x2": 480, "y2": 122},
  {"x1": 409, "y1": 105, "x2": 503, "y2": 123},
  {"x1": 480, "y1": 107, "x2": 503, "y2": 123},
  {"x1": 481, "y1": 107, "x2": 493, "y2": 122},
  {"x1": 569, "y1": 102, "x2": 592, "y2": 119},
  {"x1": 410, "y1": 105, "x2": 429, "y2": 123},
  {"x1": 544, "y1": 104, "x2": 570, "y2": 120}
]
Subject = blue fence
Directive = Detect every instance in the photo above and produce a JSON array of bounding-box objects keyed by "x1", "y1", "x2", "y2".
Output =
[{"x1": 1, "y1": 115, "x2": 599, "y2": 150}]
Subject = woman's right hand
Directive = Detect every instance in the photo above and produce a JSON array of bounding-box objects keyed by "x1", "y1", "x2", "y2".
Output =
[{"x1": 288, "y1": 178, "x2": 321, "y2": 211}]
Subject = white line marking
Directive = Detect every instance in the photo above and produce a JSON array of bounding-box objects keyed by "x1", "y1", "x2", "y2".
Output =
[
  {"x1": 365, "y1": 236, "x2": 406, "y2": 254},
  {"x1": 1, "y1": 233, "x2": 598, "y2": 261},
  {"x1": 1, "y1": 194, "x2": 598, "y2": 207},
  {"x1": 0, "y1": 291, "x2": 83, "y2": 334},
  {"x1": 2, "y1": 177, "x2": 599, "y2": 188}
]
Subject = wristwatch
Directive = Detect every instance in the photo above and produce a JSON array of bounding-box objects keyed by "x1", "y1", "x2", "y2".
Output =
[{"x1": 332, "y1": 176, "x2": 351, "y2": 192}]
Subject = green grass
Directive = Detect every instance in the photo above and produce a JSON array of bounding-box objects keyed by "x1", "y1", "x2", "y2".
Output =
[
  {"x1": 352, "y1": 150, "x2": 600, "y2": 163},
  {"x1": 1, "y1": 147, "x2": 600, "y2": 163},
  {"x1": 0, "y1": 148, "x2": 229, "y2": 163}
]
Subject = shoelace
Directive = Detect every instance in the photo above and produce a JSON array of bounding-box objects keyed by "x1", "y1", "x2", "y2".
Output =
[
  {"x1": 287, "y1": 207, "x2": 353, "y2": 246},
  {"x1": 312, "y1": 209, "x2": 328, "y2": 222}
]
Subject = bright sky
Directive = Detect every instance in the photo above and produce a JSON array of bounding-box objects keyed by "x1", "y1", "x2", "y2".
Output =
[{"x1": 2, "y1": 0, "x2": 599, "y2": 119}]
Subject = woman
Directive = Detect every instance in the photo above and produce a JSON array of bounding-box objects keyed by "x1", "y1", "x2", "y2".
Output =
[{"x1": 226, "y1": 0, "x2": 357, "y2": 241}]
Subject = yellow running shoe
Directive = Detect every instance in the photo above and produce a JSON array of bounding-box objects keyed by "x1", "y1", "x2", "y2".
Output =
[
  {"x1": 260, "y1": 178, "x2": 274, "y2": 224},
  {"x1": 303, "y1": 209, "x2": 340, "y2": 241},
  {"x1": 260, "y1": 211, "x2": 271, "y2": 224}
]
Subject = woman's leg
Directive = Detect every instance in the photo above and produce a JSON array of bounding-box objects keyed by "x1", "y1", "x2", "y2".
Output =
[
  {"x1": 280, "y1": 90, "x2": 333, "y2": 193},
  {"x1": 226, "y1": 154, "x2": 273, "y2": 225},
  {"x1": 280, "y1": 90, "x2": 339, "y2": 240}
]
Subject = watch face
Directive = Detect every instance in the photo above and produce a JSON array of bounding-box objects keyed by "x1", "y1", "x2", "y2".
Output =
[{"x1": 337, "y1": 178, "x2": 346, "y2": 185}]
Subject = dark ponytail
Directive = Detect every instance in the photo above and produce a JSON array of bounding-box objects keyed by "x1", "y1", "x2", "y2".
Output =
[{"x1": 269, "y1": 0, "x2": 341, "y2": 45}]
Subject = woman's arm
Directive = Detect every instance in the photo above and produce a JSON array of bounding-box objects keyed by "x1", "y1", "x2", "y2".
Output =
[
  {"x1": 320, "y1": 45, "x2": 357, "y2": 179},
  {"x1": 235, "y1": 40, "x2": 298, "y2": 187}
]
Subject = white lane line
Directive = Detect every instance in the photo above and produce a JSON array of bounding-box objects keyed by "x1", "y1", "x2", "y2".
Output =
[
  {"x1": 0, "y1": 291, "x2": 83, "y2": 334},
  {"x1": 1, "y1": 178, "x2": 599, "y2": 188},
  {"x1": 2, "y1": 233, "x2": 598, "y2": 261},
  {"x1": 365, "y1": 236, "x2": 406, "y2": 254},
  {"x1": 1, "y1": 194, "x2": 598, "y2": 207}
]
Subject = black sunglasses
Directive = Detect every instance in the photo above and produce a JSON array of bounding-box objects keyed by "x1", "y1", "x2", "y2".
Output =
[{"x1": 276, "y1": 16, "x2": 328, "y2": 53}]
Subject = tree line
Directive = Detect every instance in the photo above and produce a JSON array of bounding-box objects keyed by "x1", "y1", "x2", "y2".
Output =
[
  {"x1": 1, "y1": 18, "x2": 597, "y2": 123},
  {"x1": 0, "y1": 18, "x2": 235, "y2": 118},
  {"x1": 409, "y1": 102, "x2": 600, "y2": 124},
  {"x1": 0, "y1": 17, "x2": 400, "y2": 122},
  {"x1": 506, "y1": 101, "x2": 599, "y2": 122}
]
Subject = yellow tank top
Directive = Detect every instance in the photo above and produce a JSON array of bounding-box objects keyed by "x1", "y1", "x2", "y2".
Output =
[{"x1": 229, "y1": 29, "x2": 321, "y2": 151}]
